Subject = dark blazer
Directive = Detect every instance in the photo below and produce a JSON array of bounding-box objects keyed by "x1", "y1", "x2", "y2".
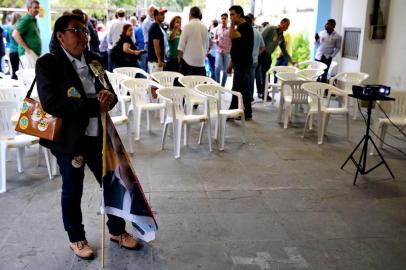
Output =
[{"x1": 36, "y1": 47, "x2": 118, "y2": 154}]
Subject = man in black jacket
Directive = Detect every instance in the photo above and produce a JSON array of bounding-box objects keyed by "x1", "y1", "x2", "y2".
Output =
[{"x1": 36, "y1": 14, "x2": 141, "y2": 260}]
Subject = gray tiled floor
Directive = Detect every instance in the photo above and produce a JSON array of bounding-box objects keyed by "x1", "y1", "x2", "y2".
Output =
[{"x1": 1, "y1": 99, "x2": 406, "y2": 270}]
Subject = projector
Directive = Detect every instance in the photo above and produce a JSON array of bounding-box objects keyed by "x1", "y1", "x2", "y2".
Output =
[{"x1": 352, "y1": 84, "x2": 391, "y2": 99}]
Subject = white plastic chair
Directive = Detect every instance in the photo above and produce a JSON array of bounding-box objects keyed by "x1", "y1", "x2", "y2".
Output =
[
  {"x1": 113, "y1": 67, "x2": 150, "y2": 79},
  {"x1": 296, "y1": 69, "x2": 324, "y2": 81},
  {"x1": 178, "y1": 75, "x2": 218, "y2": 113},
  {"x1": 327, "y1": 61, "x2": 338, "y2": 80},
  {"x1": 195, "y1": 84, "x2": 245, "y2": 151},
  {"x1": 16, "y1": 68, "x2": 36, "y2": 97},
  {"x1": 0, "y1": 100, "x2": 52, "y2": 193},
  {"x1": 121, "y1": 78, "x2": 166, "y2": 141},
  {"x1": 298, "y1": 60, "x2": 328, "y2": 71},
  {"x1": 276, "y1": 73, "x2": 308, "y2": 128},
  {"x1": 157, "y1": 87, "x2": 212, "y2": 159},
  {"x1": 302, "y1": 82, "x2": 350, "y2": 144},
  {"x1": 329, "y1": 72, "x2": 369, "y2": 120},
  {"x1": 106, "y1": 71, "x2": 132, "y2": 115},
  {"x1": 370, "y1": 89, "x2": 406, "y2": 155},
  {"x1": 150, "y1": 71, "x2": 184, "y2": 87},
  {"x1": 264, "y1": 66, "x2": 298, "y2": 104}
]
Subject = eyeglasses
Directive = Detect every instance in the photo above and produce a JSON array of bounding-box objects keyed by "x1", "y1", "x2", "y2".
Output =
[{"x1": 63, "y1": 28, "x2": 89, "y2": 35}]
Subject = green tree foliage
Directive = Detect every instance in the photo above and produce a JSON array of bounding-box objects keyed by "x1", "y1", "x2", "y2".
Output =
[
  {"x1": 148, "y1": 0, "x2": 202, "y2": 11},
  {"x1": 271, "y1": 32, "x2": 310, "y2": 66},
  {"x1": 291, "y1": 32, "x2": 310, "y2": 63}
]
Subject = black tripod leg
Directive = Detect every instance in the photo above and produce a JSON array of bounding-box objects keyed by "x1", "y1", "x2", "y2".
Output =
[
  {"x1": 353, "y1": 137, "x2": 367, "y2": 185},
  {"x1": 341, "y1": 136, "x2": 365, "y2": 169},
  {"x1": 369, "y1": 137, "x2": 395, "y2": 179}
]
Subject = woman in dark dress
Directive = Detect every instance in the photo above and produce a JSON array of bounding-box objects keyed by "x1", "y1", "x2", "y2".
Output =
[{"x1": 111, "y1": 24, "x2": 142, "y2": 68}]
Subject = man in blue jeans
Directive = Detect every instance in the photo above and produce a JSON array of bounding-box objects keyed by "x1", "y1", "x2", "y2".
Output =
[{"x1": 214, "y1": 13, "x2": 231, "y2": 87}]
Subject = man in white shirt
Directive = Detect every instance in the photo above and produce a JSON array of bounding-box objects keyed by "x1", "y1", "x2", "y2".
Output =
[
  {"x1": 178, "y1": 6, "x2": 209, "y2": 76},
  {"x1": 315, "y1": 19, "x2": 341, "y2": 82},
  {"x1": 106, "y1": 8, "x2": 127, "y2": 71},
  {"x1": 142, "y1": 4, "x2": 156, "y2": 49}
]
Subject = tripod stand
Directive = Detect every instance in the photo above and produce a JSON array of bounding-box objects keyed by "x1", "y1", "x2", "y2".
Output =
[{"x1": 341, "y1": 94, "x2": 395, "y2": 185}]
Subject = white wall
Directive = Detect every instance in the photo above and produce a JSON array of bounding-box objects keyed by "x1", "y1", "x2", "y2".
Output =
[
  {"x1": 378, "y1": 0, "x2": 406, "y2": 90},
  {"x1": 340, "y1": 0, "x2": 368, "y2": 72}
]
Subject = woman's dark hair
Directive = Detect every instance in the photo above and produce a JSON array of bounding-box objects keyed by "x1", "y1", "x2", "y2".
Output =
[
  {"x1": 169, "y1": 16, "x2": 181, "y2": 32},
  {"x1": 121, "y1": 23, "x2": 132, "y2": 37},
  {"x1": 50, "y1": 14, "x2": 85, "y2": 51}
]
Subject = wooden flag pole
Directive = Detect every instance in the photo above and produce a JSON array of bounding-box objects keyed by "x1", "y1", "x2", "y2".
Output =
[{"x1": 101, "y1": 112, "x2": 107, "y2": 268}]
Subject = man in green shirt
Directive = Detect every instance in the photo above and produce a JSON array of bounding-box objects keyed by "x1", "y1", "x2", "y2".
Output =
[
  {"x1": 12, "y1": 0, "x2": 41, "y2": 69},
  {"x1": 258, "y1": 18, "x2": 295, "y2": 100}
]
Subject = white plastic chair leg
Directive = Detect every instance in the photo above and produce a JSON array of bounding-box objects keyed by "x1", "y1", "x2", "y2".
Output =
[
  {"x1": 214, "y1": 117, "x2": 219, "y2": 141},
  {"x1": 309, "y1": 114, "x2": 313, "y2": 130},
  {"x1": 160, "y1": 108, "x2": 165, "y2": 124},
  {"x1": 42, "y1": 147, "x2": 52, "y2": 180},
  {"x1": 271, "y1": 86, "x2": 276, "y2": 105},
  {"x1": 283, "y1": 104, "x2": 290, "y2": 129},
  {"x1": 16, "y1": 147, "x2": 25, "y2": 173},
  {"x1": 303, "y1": 113, "x2": 310, "y2": 139},
  {"x1": 318, "y1": 113, "x2": 327, "y2": 144},
  {"x1": 278, "y1": 99, "x2": 284, "y2": 123},
  {"x1": 126, "y1": 122, "x2": 134, "y2": 154},
  {"x1": 0, "y1": 143, "x2": 7, "y2": 193},
  {"x1": 51, "y1": 153, "x2": 59, "y2": 176},
  {"x1": 219, "y1": 116, "x2": 226, "y2": 151},
  {"x1": 184, "y1": 124, "x2": 191, "y2": 146},
  {"x1": 175, "y1": 121, "x2": 182, "y2": 159},
  {"x1": 161, "y1": 122, "x2": 169, "y2": 150},
  {"x1": 136, "y1": 108, "x2": 142, "y2": 141},
  {"x1": 198, "y1": 122, "x2": 205, "y2": 145},
  {"x1": 207, "y1": 119, "x2": 212, "y2": 152},
  {"x1": 146, "y1": 110, "x2": 150, "y2": 131}
]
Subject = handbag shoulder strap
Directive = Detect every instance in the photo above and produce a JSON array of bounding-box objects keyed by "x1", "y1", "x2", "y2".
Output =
[{"x1": 26, "y1": 77, "x2": 36, "y2": 98}]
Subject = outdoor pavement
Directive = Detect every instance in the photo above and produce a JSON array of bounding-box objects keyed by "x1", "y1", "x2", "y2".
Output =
[{"x1": 1, "y1": 97, "x2": 406, "y2": 270}]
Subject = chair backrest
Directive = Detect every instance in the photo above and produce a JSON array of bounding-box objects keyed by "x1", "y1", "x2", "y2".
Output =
[
  {"x1": 106, "y1": 71, "x2": 130, "y2": 96},
  {"x1": 302, "y1": 82, "x2": 347, "y2": 109},
  {"x1": 276, "y1": 72, "x2": 306, "y2": 82},
  {"x1": 178, "y1": 75, "x2": 217, "y2": 89},
  {"x1": 0, "y1": 87, "x2": 26, "y2": 102},
  {"x1": 330, "y1": 72, "x2": 369, "y2": 93},
  {"x1": 0, "y1": 100, "x2": 20, "y2": 139},
  {"x1": 195, "y1": 83, "x2": 243, "y2": 112},
  {"x1": 113, "y1": 67, "x2": 150, "y2": 79},
  {"x1": 269, "y1": 66, "x2": 298, "y2": 74},
  {"x1": 281, "y1": 80, "x2": 308, "y2": 104},
  {"x1": 296, "y1": 69, "x2": 324, "y2": 81},
  {"x1": 0, "y1": 78, "x2": 24, "y2": 88},
  {"x1": 16, "y1": 69, "x2": 35, "y2": 87},
  {"x1": 386, "y1": 89, "x2": 406, "y2": 119},
  {"x1": 151, "y1": 71, "x2": 184, "y2": 87},
  {"x1": 121, "y1": 78, "x2": 152, "y2": 106},
  {"x1": 298, "y1": 60, "x2": 328, "y2": 70},
  {"x1": 157, "y1": 87, "x2": 204, "y2": 118}
]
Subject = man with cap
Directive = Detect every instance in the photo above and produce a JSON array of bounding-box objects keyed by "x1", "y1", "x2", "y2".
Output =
[{"x1": 147, "y1": 8, "x2": 167, "y2": 72}]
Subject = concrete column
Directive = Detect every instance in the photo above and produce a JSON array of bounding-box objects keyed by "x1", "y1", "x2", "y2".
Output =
[{"x1": 37, "y1": 0, "x2": 52, "y2": 54}]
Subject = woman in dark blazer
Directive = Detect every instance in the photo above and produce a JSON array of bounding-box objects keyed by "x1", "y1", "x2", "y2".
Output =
[{"x1": 36, "y1": 13, "x2": 141, "y2": 260}]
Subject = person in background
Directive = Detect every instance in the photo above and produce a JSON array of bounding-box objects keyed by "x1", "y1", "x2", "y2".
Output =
[
  {"x1": 165, "y1": 16, "x2": 182, "y2": 72},
  {"x1": 142, "y1": 4, "x2": 156, "y2": 50},
  {"x1": 36, "y1": 13, "x2": 141, "y2": 261},
  {"x1": 246, "y1": 14, "x2": 265, "y2": 101},
  {"x1": 111, "y1": 24, "x2": 142, "y2": 68},
  {"x1": 107, "y1": 8, "x2": 127, "y2": 71},
  {"x1": 213, "y1": 13, "x2": 231, "y2": 87},
  {"x1": 0, "y1": 26, "x2": 5, "y2": 73},
  {"x1": 178, "y1": 6, "x2": 209, "y2": 76},
  {"x1": 206, "y1": 20, "x2": 218, "y2": 80},
  {"x1": 6, "y1": 13, "x2": 21, "y2": 79},
  {"x1": 135, "y1": 15, "x2": 147, "y2": 71},
  {"x1": 315, "y1": 19, "x2": 341, "y2": 82},
  {"x1": 147, "y1": 8, "x2": 167, "y2": 73},
  {"x1": 72, "y1": 9, "x2": 101, "y2": 59},
  {"x1": 259, "y1": 18, "x2": 296, "y2": 101},
  {"x1": 227, "y1": 5, "x2": 253, "y2": 120},
  {"x1": 13, "y1": 0, "x2": 41, "y2": 69}
]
